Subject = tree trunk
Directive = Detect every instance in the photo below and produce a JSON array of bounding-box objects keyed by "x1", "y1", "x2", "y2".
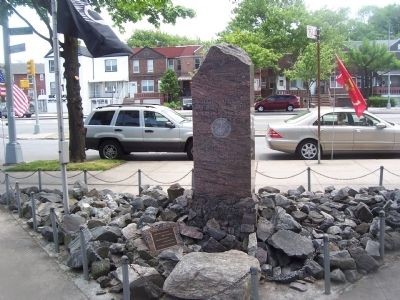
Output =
[{"x1": 62, "y1": 36, "x2": 86, "y2": 162}]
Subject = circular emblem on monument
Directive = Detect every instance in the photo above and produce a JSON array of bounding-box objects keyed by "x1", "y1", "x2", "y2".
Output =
[{"x1": 211, "y1": 118, "x2": 231, "y2": 138}]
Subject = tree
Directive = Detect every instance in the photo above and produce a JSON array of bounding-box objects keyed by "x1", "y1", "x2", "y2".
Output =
[
  {"x1": 127, "y1": 29, "x2": 200, "y2": 47},
  {"x1": 2, "y1": 0, "x2": 194, "y2": 162},
  {"x1": 284, "y1": 43, "x2": 335, "y2": 100},
  {"x1": 346, "y1": 40, "x2": 400, "y2": 97},
  {"x1": 159, "y1": 69, "x2": 180, "y2": 102}
]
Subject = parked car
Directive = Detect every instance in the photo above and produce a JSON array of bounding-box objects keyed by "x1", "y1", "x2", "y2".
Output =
[
  {"x1": 0, "y1": 103, "x2": 35, "y2": 118},
  {"x1": 84, "y1": 104, "x2": 193, "y2": 159},
  {"x1": 255, "y1": 94, "x2": 300, "y2": 112},
  {"x1": 266, "y1": 107, "x2": 400, "y2": 160},
  {"x1": 182, "y1": 98, "x2": 192, "y2": 110}
]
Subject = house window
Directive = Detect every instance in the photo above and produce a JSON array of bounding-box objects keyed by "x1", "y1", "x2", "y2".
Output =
[
  {"x1": 105, "y1": 82, "x2": 116, "y2": 94},
  {"x1": 279, "y1": 79, "x2": 284, "y2": 87},
  {"x1": 167, "y1": 59, "x2": 174, "y2": 70},
  {"x1": 49, "y1": 82, "x2": 56, "y2": 95},
  {"x1": 40, "y1": 89, "x2": 45, "y2": 95},
  {"x1": 147, "y1": 60, "x2": 154, "y2": 73},
  {"x1": 195, "y1": 58, "x2": 201, "y2": 69},
  {"x1": 49, "y1": 60, "x2": 55, "y2": 73},
  {"x1": 39, "y1": 74, "x2": 44, "y2": 81},
  {"x1": 105, "y1": 59, "x2": 117, "y2": 72},
  {"x1": 177, "y1": 59, "x2": 181, "y2": 71},
  {"x1": 330, "y1": 76, "x2": 342, "y2": 88},
  {"x1": 133, "y1": 60, "x2": 139, "y2": 73},
  {"x1": 141, "y1": 80, "x2": 154, "y2": 93}
]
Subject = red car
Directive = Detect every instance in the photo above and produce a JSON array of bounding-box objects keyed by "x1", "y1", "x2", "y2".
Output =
[{"x1": 255, "y1": 94, "x2": 300, "y2": 112}]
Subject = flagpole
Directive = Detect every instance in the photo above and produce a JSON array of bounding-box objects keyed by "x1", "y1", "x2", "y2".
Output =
[
  {"x1": 1, "y1": 9, "x2": 24, "y2": 164},
  {"x1": 51, "y1": 0, "x2": 69, "y2": 214},
  {"x1": 317, "y1": 28, "x2": 321, "y2": 164}
]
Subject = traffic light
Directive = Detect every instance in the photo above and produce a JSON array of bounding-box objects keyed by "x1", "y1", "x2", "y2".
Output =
[{"x1": 26, "y1": 59, "x2": 35, "y2": 75}]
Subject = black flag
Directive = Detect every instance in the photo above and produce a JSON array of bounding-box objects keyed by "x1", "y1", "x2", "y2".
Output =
[{"x1": 57, "y1": 0, "x2": 132, "y2": 57}]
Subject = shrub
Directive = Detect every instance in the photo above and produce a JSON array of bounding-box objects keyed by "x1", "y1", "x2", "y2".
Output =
[
  {"x1": 367, "y1": 96, "x2": 397, "y2": 107},
  {"x1": 164, "y1": 100, "x2": 181, "y2": 110}
]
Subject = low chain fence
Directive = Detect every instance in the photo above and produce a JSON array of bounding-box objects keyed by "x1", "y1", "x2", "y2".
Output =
[
  {"x1": 1, "y1": 166, "x2": 400, "y2": 200},
  {"x1": 1, "y1": 165, "x2": 392, "y2": 298}
]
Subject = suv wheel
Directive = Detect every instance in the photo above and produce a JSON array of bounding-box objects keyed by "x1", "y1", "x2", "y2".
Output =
[
  {"x1": 257, "y1": 106, "x2": 264, "y2": 112},
  {"x1": 99, "y1": 140, "x2": 122, "y2": 159},
  {"x1": 186, "y1": 140, "x2": 193, "y2": 160},
  {"x1": 287, "y1": 105, "x2": 294, "y2": 112}
]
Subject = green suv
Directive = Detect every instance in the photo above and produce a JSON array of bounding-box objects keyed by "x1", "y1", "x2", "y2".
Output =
[{"x1": 84, "y1": 104, "x2": 193, "y2": 159}]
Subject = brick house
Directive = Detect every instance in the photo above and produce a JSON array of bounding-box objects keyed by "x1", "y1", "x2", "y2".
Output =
[{"x1": 126, "y1": 45, "x2": 204, "y2": 104}]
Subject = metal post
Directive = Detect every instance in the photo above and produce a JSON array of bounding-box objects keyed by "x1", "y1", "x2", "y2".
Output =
[
  {"x1": 32, "y1": 68, "x2": 40, "y2": 134},
  {"x1": 38, "y1": 168, "x2": 42, "y2": 191},
  {"x1": 380, "y1": 211, "x2": 385, "y2": 260},
  {"x1": 83, "y1": 169, "x2": 88, "y2": 185},
  {"x1": 15, "y1": 182, "x2": 22, "y2": 218},
  {"x1": 121, "y1": 256, "x2": 130, "y2": 300},
  {"x1": 250, "y1": 267, "x2": 259, "y2": 300},
  {"x1": 51, "y1": 0, "x2": 69, "y2": 215},
  {"x1": 5, "y1": 173, "x2": 10, "y2": 205},
  {"x1": 1, "y1": 9, "x2": 23, "y2": 164},
  {"x1": 79, "y1": 225, "x2": 89, "y2": 280},
  {"x1": 387, "y1": 21, "x2": 392, "y2": 109},
  {"x1": 317, "y1": 28, "x2": 321, "y2": 164},
  {"x1": 379, "y1": 166, "x2": 384, "y2": 187},
  {"x1": 323, "y1": 235, "x2": 331, "y2": 295},
  {"x1": 138, "y1": 169, "x2": 142, "y2": 196},
  {"x1": 30, "y1": 192, "x2": 37, "y2": 232},
  {"x1": 307, "y1": 167, "x2": 311, "y2": 192},
  {"x1": 50, "y1": 208, "x2": 59, "y2": 253},
  {"x1": 191, "y1": 168, "x2": 194, "y2": 190}
]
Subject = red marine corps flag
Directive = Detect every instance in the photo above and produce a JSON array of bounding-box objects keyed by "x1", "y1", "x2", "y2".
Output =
[{"x1": 336, "y1": 55, "x2": 367, "y2": 117}]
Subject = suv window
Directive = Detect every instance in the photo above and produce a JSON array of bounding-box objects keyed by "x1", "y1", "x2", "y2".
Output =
[
  {"x1": 144, "y1": 111, "x2": 169, "y2": 127},
  {"x1": 89, "y1": 111, "x2": 115, "y2": 125},
  {"x1": 115, "y1": 110, "x2": 140, "y2": 127}
]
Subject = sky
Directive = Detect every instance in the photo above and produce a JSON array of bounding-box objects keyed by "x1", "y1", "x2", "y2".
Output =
[{"x1": 0, "y1": 0, "x2": 398, "y2": 64}]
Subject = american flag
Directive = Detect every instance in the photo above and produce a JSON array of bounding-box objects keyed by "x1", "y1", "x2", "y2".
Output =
[{"x1": 0, "y1": 70, "x2": 29, "y2": 117}]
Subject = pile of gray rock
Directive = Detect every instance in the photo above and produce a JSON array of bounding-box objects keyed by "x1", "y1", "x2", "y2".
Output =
[{"x1": 2, "y1": 182, "x2": 400, "y2": 299}]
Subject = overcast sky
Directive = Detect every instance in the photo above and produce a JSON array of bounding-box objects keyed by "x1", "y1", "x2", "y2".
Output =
[{"x1": 0, "y1": 0, "x2": 397, "y2": 64}]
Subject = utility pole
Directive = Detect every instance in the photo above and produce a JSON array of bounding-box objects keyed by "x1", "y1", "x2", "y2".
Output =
[{"x1": 1, "y1": 10, "x2": 24, "y2": 164}]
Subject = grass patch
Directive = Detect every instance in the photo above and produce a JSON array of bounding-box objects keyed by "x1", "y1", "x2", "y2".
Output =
[{"x1": 5, "y1": 159, "x2": 124, "y2": 172}]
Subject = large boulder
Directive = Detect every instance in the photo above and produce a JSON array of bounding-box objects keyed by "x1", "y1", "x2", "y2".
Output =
[
  {"x1": 163, "y1": 250, "x2": 260, "y2": 300},
  {"x1": 268, "y1": 230, "x2": 314, "y2": 258}
]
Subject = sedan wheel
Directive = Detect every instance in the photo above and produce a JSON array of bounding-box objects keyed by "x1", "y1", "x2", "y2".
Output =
[
  {"x1": 287, "y1": 105, "x2": 294, "y2": 112},
  {"x1": 99, "y1": 140, "x2": 122, "y2": 159},
  {"x1": 298, "y1": 140, "x2": 318, "y2": 160},
  {"x1": 257, "y1": 106, "x2": 264, "y2": 112}
]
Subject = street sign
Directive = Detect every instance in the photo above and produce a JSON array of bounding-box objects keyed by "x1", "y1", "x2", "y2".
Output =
[
  {"x1": 9, "y1": 27, "x2": 33, "y2": 35},
  {"x1": 307, "y1": 25, "x2": 317, "y2": 39},
  {"x1": 20, "y1": 79, "x2": 29, "y2": 89},
  {"x1": 9, "y1": 43, "x2": 26, "y2": 54}
]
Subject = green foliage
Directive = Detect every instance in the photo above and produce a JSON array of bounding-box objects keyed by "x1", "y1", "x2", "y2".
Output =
[
  {"x1": 5, "y1": 159, "x2": 124, "y2": 172},
  {"x1": 163, "y1": 100, "x2": 181, "y2": 110},
  {"x1": 160, "y1": 69, "x2": 180, "y2": 102},
  {"x1": 127, "y1": 30, "x2": 201, "y2": 47},
  {"x1": 367, "y1": 96, "x2": 396, "y2": 107},
  {"x1": 93, "y1": 0, "x2": 195, "y2": 30},
  {"x1": 284, "y1": 43, "x2": 335, "y2": 90}
]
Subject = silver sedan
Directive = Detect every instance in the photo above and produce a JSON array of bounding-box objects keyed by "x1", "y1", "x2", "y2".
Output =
[{"x1": 266, "y1": 108, "x2": 400, "y2": 160}]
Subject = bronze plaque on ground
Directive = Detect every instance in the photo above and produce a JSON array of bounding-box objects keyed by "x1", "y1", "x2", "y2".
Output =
[{"x1": 142, "y1": 222, "x2": 182, "y2": 255}]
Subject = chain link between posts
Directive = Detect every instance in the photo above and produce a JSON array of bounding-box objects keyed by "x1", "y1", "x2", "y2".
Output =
[
  {"x1": 256, "y1": 169, "x2": 307, "y2": 179},
  {"x1": 86, "y1": 170, "x2": 138, "y2": 183},
  {"x1": 6, "y1": 171, "x2": 37, "y2": 180},
  {"x1": 311, "y1": 168, "x2": 380, "y2": 180},
  {"x1": 385, "y1": 168, "x2": 400, "y2": 177},
  {"x1": 141, "y1": 169, "x2": 192, "y2": 185}
]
